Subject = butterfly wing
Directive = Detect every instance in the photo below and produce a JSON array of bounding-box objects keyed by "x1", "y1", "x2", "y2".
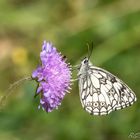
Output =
[{"x1": 79, "y1": 66, "x2": 137, "y2": 115}]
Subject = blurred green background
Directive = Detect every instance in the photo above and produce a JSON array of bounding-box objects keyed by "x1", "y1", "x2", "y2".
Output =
[{"x1": 0, "y1": 0, "x2": 140, "y2": 140}]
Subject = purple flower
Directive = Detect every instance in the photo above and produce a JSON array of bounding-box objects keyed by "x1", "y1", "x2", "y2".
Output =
[{"x1": 32, "y1": 41, "x2": 71, "y2": 112}]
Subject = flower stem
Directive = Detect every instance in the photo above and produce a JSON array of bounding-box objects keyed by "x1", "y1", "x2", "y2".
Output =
[{"x1": 0, "y1": 76, "x2": 32, "y2": 109}]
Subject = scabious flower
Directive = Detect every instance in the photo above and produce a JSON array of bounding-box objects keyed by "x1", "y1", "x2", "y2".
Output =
[{"x1": 32, "y1": 41, "x2": 71, "y2": 112}]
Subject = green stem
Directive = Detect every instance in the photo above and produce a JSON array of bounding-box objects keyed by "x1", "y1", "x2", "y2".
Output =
[{"x1": 0, "y1": 76, "x2": 32, "y2": 109}]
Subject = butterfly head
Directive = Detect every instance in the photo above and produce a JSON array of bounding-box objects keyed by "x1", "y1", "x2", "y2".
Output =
[
  {"x1": 80, "y1": 57, "x2": 89, "y2": 69},
  {"x1": 80, "y1": 56, "x2": 93, "y2": 68},
  {"x1": 78, "y1": 57, "x2": 90, "y2": 76},
  {"x1": 82, "y1": 57, "x2": 89, "y2": 65}
]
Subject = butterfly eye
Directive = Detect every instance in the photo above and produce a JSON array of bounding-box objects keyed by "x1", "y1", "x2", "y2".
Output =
[{"x1": 83, "y1": 59, "x2": 88, "y2": 64}]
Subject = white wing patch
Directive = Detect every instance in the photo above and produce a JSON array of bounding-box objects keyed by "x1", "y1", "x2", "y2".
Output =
[{"x1": 78, "y1": 66, "x2": 137, "y2": 116}]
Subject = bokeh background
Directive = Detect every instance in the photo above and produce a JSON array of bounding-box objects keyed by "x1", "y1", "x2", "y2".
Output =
[{"x1": 0, "y1": 0, "x2": 140, "y2": 140}]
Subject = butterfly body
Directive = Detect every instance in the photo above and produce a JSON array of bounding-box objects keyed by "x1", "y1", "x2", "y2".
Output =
[{"x1": 78, "y1": 57, "x2": 137, "y2": 115}]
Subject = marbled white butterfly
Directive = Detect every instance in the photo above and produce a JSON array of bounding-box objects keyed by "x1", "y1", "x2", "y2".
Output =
[{"x1": 78, "y1": 47, "x2": 137, "y2": 115}]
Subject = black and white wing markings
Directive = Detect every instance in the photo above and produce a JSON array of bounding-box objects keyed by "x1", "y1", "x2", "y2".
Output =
[
  {"x1": 79, "y1": 66, "x2": 136, "y2": 116},
  {"x1": 79, "y1": 75, "x2": 92, "y2": 108},
  {"x1": 96, "y1": 68, "x2": 136, "y2": 108},
  {"x1": 113, "y1": 81, "x2": 136, "y2": 110}
]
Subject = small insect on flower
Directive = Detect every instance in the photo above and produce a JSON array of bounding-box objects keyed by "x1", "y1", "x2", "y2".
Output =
[{"x1": 32, "y1": 41, "x2": 72, "y2": 112}]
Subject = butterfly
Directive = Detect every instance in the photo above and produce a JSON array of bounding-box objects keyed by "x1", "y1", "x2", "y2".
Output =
[{"x1": 78, "y1": 57, "x2": 137, "y2": 115}]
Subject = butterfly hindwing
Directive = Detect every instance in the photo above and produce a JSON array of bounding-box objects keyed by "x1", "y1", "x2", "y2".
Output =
[{"x1": 79, "y1": 65, "x2": 136, "y2": 115}]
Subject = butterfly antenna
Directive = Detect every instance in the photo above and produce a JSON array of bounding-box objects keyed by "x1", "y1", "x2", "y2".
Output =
[{"x1": 87, "y1": 42, "x2": 94, "y2": 59}]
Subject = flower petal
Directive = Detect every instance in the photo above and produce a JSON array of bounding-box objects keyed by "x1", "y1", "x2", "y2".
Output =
[{"x1": 32, "y1": 40, "x2": 71, "y2": 112}]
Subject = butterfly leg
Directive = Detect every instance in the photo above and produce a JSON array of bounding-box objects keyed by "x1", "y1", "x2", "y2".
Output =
[
  {"x1": 71, "y1": 79, "x2": 78, "y2": 82},
  {"x1": 69, "y1": 65, "x2": 80, "y2": 71}
]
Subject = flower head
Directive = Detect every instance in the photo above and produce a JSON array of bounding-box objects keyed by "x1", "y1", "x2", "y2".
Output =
[{"x1": 32, "y1": 41, "x2": 71, "y2": 112}]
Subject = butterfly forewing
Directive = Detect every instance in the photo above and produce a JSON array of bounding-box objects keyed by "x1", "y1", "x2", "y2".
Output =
[{"x1": 78, "y1": 61, "x2": 137, "y2": 116}]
